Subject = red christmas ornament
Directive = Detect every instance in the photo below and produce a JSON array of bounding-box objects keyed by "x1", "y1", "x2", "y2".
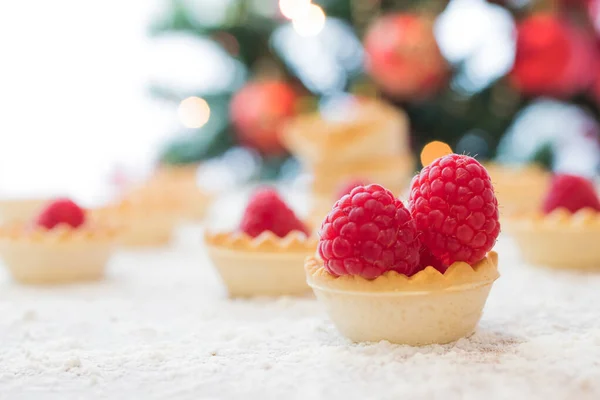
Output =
[
  {"x1": 230, "y1": 81, "x2": 298, "y2": 156},
  {"x1": 510, "y1": 14, "x2": 596, "y2": 97},
  {"x1": 364, "y1": 13, "x2": 447, "y2": 100}
]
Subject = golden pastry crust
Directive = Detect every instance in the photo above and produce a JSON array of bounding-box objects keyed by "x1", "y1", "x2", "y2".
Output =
[
  {"x1": 504, "y1": 209, "x2": 600, "y2": 270},
  {"x1": 504, "y1": 208, "x2": 600, "y2": 232},
  {"x1": 0, "y1": 198, "x2": 50, "y2": 224},
  {"x1": 0, "y1": 223, "x2": 119, "y2": 244},
  {"x1": 204, "y1": 230, "x2": 317, "y2": 253},
  {"x1": 205, "y1": 230, "x2": 318, "y2": 297},
  {"x1": 485, "y1": 163, "x2": 550, "y2": 216},
  {"x1": 283, "y1": 98, "x2": 410, "y2": 163},
  {"x1": 306, "y1": 251, "x2": 499, "y2": 292},
  {"x1": 0, "y1": 223, "x2": 118, "y2": 284}
]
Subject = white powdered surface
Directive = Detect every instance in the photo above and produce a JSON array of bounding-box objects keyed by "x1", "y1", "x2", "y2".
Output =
[{"x1": 0, "y1": 226, "x2": 599, "y2": 399}]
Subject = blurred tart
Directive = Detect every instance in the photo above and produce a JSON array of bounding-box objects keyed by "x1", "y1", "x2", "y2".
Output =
[
  {"x1": 505, "y1": 174, "x2": 600, "y2": 270},
  {"x1": 485, "y1": 163, "x2": 550, "y2": 216},
  {"x1": 0, "y1": 199, "x2": 118, "y2": 284},
  {"x1": 126, "y1": 179, "x2": 212, "y2": 223},
  {"x1": 206, "y1": 231, "x2": 316, "y2": 297},
  {"x1": 205, "y1": 187, "x2": 315, "y2": 297},
  {"x1": 282, "y1": 97, "x2": 410, "y2": 164},
  {"x1": 306, "y1": 252, "x2": 498, "y2": 345},
  {"x1": 309, "y1": 156, "x2": 501, "y2": 345},
  {"x1": 0, "y1": 198, "x2": 49, "y2": 224},
  {"x1": 92, "y1": 194, "x2": 181, "y2": 247}
]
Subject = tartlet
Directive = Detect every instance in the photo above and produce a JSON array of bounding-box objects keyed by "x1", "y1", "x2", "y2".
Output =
[
  {"x1": 91, "y1": 194, "x2": 183, "y2": 247},
  {"x1": 205, "y1": 231, "x2": 317, "y2": 297},
  {"x1": 505, "y1": 208, "x2": 600, "y2": 270},
  {"x1": 0, "y1": 198, "x2": 49, "y2": 224},
  {"x1": 485, "y1": 163, "x2": 550, "y2": 216},
  {"x1": 282, "y1": 98, "x2": 411, "y2": 164},
  {"x1": 0, "y1": 223, "x2": 118, "y2": 284},
  {"x1": 305, "y1": 252, "x2": 499, "y2": 345}
]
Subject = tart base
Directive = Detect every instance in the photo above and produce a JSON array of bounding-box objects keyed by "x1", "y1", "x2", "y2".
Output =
[
  {"x1": 0, "y1": 198, "x2": 48, "y2": 224},
  {"x1": 505, "y1": 209, "x2": 600, "y2": 270},
  {"x1": 306, "y1": 253, "x2": 498, "y2": 345},
  {"x1": 311, "y1": 281, "x2": 493, "y2": 346},
  {"x1": 207, "y1": 247, "x2": 312, "y2": 297},
  {"x1": 0, "y1": 242, "x2": 111, "y2": 284}
]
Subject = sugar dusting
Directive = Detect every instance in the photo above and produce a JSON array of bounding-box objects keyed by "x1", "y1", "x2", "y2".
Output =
[{"x1": 0, "y1": 230, "x2": 599, "y2": 399}]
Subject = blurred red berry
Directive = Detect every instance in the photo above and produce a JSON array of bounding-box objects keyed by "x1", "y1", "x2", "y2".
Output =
[
  {"x1": 240, "y1": 188, "x2": 309, "y2": 238},
  {"x1": 35, "y1": 198, "x2": 86, "y2": 230},
  {"x1": 542, "y1": 174, "x2": 600, "y2": 214}
]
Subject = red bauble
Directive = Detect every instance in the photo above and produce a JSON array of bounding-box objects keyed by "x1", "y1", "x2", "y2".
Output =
[
  {"x1": 364, "y1": 14, "x2": 448, "y2": 100},
  {"x1": 230, "y1": 81, "x2": 298, "y2": 155},
  {"x1": 510, "y1": 14, "x2": 596, "y2": 97}
]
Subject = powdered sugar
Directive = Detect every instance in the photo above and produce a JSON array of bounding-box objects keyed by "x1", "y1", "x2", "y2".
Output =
[{"x1": 0, "y1": 230, "x2": 599, "y2": 399}]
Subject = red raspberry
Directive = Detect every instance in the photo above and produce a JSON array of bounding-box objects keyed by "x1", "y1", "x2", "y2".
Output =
[
  {"x1": 240, "y1": 188, "x2": 309, "y2": 238},
  {"x1": 542, "y1": 174, "x2": 600, "y2": 214},
  {"x1": 419, "y1": 247, "x2": 449, "y2": 274},
  {"x1": 409, "y1": 154, "x2": 500, "y2": 266},
  {"x1": 335, "y1": 179, "x2": 368, "y2": 200},
  {"x1": 318, "y1": 184, "x2": 421, "y2": 279},
  {"x1": 35, "y1": 198, "x2": 86, "y2": 229}
]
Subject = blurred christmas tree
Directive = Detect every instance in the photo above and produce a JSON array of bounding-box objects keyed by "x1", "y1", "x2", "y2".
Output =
[{"x1": 150, "y1": 0, "x2": 600, "y2": 177}]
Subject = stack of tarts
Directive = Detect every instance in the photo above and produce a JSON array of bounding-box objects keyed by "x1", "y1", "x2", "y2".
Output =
[
  {"x1": 0, "y1": 199, "x2": 118, "y2": 284},
  {"x1": 283, "y1": 97, "x2": 415, "y2": 229},
  {"x1": 92, "y1": 178, "x2": 211, "y2": 248},
  {"x1": 505, "y1": 174, "x2": 600, "y2": 270},
  {"x1": 306, "y1": 155, "x2": 501, "y2": 345},
  {"x1": 205, "y1": 188, "x2": 317, "y2": 297}
]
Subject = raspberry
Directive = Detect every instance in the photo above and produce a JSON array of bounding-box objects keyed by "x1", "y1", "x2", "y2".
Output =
[
  {"x1": 419, "y1": 247, "x2": 449, "y2": 274},
  {"x1": 409, "y1": 154, "x2": 500, "y2": 266},
  {"x1": 318, "y1": 184, "x2": 421, "y2": 279},
  {"x1": 240, "y1": 188, "x2": 309, "y2": 238},
  {"x1": 335, "y1": 179, "x2": 368, "y2": 200},
  {"x1": 35, "y1": 198, "x2": 86, "y2": 229},
  {"x1": 542, "y1": 174, "x2": 600, "y2": 214}
]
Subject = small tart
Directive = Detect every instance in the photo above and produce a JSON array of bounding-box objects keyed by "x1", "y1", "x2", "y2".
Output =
[
  {"x1": 485, "y1": 163, "x2": 550, "y2": 216},
  {"x1": 283, "y1": 98, "x2": 411, "y2": 164},
  {"x1": 305, "y1": 252, "x2": 499, "y2": 346},
  {"x1": 205, "y1": 231, "x2": 318, "y2": 297},
  {"x1": 0, "y1": 223, "x2": 118, "y2": 284},
  {"x1": 309, "y1": 155, "x2": 414, "y2": 197},
  {"x1": 91, "y1": 195, "x2": 183, "y2": 247},
  {"x1": 128, "y1": 180, "x2": 212, "y2": 223},
  {"x1": 504, "y1": 208, "x2": 600, "y2": 270},
  {"x1": 0, "y1": 198, "x2": 49, "y2": 224}
]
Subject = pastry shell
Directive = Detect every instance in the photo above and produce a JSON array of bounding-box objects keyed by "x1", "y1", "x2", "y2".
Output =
[
  {"x1": 205, "y1": 231, "x2": 317, "y2": 297},
  {"x1": 485, "y1": 164, "x2": 550, "y2": 216},
  {"x1": 0, "y1": 224, "x2": 117, "y2": 284},
  {"x1": 91, "y1": 197, "x2": 182, "y2": 247},
  {"x1": 504, "y1": 208, "x2": 600, "y2": 270},
  {"x1": 306, "y1": 252, "x2": 499, "y2": 346},
  {"x1": 283, "y1": 98, "x2": 410, "y2": 164},
  {"x1": 0, "y1": 198, "x2": 49, "y2": 224}
]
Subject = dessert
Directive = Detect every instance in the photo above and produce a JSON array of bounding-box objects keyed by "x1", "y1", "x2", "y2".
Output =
[
  {"x1": 306, "y1": 155, "x2": 500, "y2": 345},
  {"x1": 506, "y1": 174, "x2": 600, "y2": 270},
  {"x1": 91, "y1": 190, "x2": 184, "y2": 248},
  {"x1": 0, "y1": 199, "x2": 118, "y2": 284},
  {"x1": 485, "y1": 163, "x2": 550, "y2": 216},
  {"x1": 283, "y1": 97, "x2": 415, "y2": 230},
  {"x1": 205, "y1": 188, "x2": 316, "y2": 297},
  {"x1": 0, "y1": 198, "x2": 49, "y2": 224}
]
